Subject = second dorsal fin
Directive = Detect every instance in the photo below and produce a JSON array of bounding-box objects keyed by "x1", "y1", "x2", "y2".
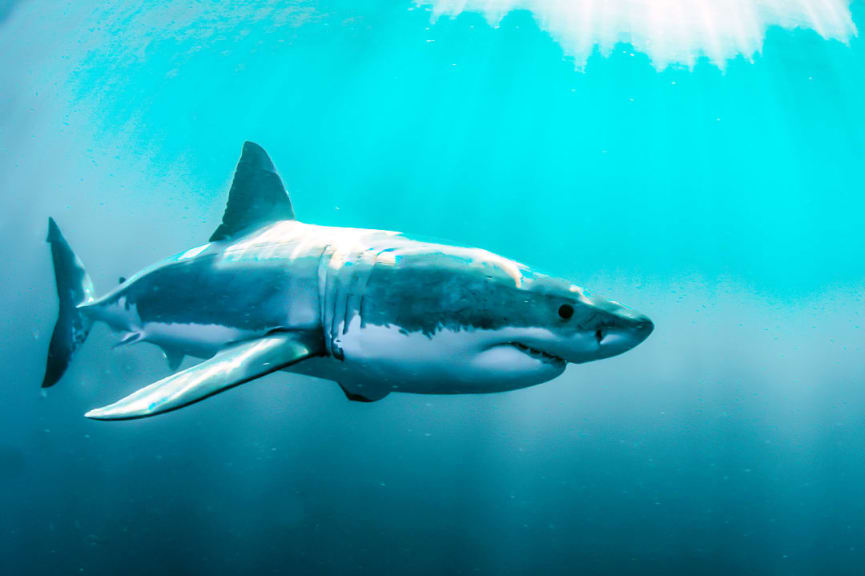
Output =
[{"x1": 210, "y1": 141, "x2": 294, "y2": 242}]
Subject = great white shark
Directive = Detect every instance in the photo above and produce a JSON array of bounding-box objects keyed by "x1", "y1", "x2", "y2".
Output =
[{"x1": 42, "y1": 142, "x2": 653, "y2": 420}]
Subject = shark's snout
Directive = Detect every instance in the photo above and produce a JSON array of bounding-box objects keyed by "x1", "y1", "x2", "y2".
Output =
[
  {"x1": 597, "y1": 310, "x2": 653, "y2": 358},
  {"x1": 631, "y1": 316, "x2": 654, "y2": 342}
]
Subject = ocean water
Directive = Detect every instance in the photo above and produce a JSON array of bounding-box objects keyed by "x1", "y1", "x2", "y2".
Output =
[{"x1": 2, "y1": 1, "x2": 865, "y2": 574}]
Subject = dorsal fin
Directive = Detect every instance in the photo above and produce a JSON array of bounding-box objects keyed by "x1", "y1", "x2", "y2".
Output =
[{"x1": 210, "y1": 141, "x2": 294, "y2": 242}]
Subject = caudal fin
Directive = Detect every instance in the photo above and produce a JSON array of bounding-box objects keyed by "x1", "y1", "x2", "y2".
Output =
[{"x1": 42, "y1": 218, "x2": 95, "y2": 388}]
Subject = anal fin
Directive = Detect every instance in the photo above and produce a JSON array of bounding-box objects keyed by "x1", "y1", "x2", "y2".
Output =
[
  {"x1": 160, "y1": 346, "x2": 184, "y2": 371},
  {"x1": 113, "y1": 332, "x2": 142, "y2": 349},
  {"x1": 338, "y1": 382, "x2": 389, "y2": 403},
  {"x1": 86, "y1": 332, "x2": 321, "y2": 420}
]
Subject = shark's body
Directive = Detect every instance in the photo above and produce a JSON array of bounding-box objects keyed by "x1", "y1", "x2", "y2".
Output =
[{"x1": 42, "y1": 142, "x2": 653, "y2": 420}]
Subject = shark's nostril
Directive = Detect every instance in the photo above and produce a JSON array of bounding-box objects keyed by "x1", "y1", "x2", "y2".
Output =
[
  {"x1": 595, "y1": 328, "x2": 604, "y2": 345},
  {"x1": 637, "y1": 318, "x2": 654, "y2": 335}
]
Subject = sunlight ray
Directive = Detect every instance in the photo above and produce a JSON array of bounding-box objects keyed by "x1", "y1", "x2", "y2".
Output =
[{"x1": 422, "y1": 0, "x2": 857, "y2": 69}]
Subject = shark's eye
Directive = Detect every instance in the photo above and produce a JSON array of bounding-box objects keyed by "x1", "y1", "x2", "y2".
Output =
[{"x1": 558, "y1": 304, "x2": 574, "y2": 320}]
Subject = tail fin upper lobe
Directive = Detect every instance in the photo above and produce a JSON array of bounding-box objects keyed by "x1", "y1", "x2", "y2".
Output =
[{"x1": 42, "y1": 218, "x2": 95, "y2": 388}]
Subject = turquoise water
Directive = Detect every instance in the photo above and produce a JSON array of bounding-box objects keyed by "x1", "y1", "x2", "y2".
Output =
[{"x1": 1, "y1": 1, "x2": 865, "y2": 574}]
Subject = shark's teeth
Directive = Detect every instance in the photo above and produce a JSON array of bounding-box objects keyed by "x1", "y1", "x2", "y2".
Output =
[{"x1": 510, "y1": 342, "x2": 564, "y2": 364}]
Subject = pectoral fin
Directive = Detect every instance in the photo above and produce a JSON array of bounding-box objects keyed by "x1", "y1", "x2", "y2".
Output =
[{"x1": 85, "y1": 332, "x2": 321, "y2": 421}]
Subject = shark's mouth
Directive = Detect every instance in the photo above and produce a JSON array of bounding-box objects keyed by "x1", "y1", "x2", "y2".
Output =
[{"x1": 509, "y1": 342, "x2": 565, "y2": 365}]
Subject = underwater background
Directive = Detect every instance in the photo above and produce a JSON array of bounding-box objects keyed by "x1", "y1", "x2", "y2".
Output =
[{"x1": 2, "y1": 1, "x2": 865, "y2": 574}]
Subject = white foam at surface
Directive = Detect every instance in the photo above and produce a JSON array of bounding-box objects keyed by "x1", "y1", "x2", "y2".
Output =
[{"x1": 422, "y1": 0, "x2": 857, "y2": 69}]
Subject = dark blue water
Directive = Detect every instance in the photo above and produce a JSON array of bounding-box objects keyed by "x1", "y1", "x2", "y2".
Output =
[{"x1": 2, "y1": 1, "x2": 864, "y2": 574}]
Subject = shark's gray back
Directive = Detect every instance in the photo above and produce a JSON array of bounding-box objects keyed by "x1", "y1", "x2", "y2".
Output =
[{"x1": 83, "y1": 220, "x2": 415, "y2": 357}]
